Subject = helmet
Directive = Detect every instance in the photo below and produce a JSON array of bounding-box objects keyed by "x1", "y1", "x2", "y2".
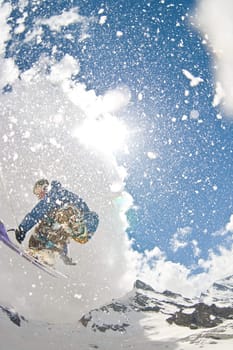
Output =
[{"x1": 33, "y1": 178, "x2": 49, "y2": 194}]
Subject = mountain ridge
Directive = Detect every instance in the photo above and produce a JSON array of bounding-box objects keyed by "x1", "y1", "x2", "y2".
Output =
[
  {"x1": 1, "y1": 276, "x2": 233, "y2": 350},
  {"x1": 80, "y1": 277, "x2": 233, "y2": 332}
]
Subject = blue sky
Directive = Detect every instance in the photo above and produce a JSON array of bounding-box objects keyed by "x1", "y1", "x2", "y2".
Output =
[{"x1": 1, "y1": 0, "x2": 233, "y2": 295}]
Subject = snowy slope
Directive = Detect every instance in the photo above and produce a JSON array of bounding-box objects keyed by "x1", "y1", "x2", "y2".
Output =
[
  {"x1": 1, "y1": 278, "x2": 233, "y2": 350},
  {"x1": 202, "y1": 275, "x2": 233, "y2": 307}
]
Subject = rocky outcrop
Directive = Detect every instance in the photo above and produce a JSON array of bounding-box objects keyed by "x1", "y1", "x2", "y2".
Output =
[
  {"x1": 0, "y1": 305, "x2": 26, "y2": 327},
  {"x1": 167, "y1": 302, "x2": 233, "y2": 329}
]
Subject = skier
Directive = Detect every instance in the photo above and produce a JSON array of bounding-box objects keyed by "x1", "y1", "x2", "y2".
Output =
[{"x1": 15, "y1": 179, "x2": 99, "y2": 265}]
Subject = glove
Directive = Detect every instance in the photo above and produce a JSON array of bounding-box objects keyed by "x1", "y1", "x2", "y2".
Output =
[{"x1": 15, "y1": 227, "x2": 26, "y2": 244}]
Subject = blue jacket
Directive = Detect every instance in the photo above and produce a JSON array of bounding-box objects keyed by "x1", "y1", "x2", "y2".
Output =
[{"x1": 19, "y1": 181, "x2": 99, "y2": 235}]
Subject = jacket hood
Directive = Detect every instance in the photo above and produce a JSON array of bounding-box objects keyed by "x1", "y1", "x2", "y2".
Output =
[{"x1": 50, "y1": 180, "x2": 62, "y2": 190}]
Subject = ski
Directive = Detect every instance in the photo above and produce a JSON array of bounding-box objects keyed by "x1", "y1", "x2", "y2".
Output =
[{"x1": 0, "y1": 221, "x2": 68, "y2": 278}]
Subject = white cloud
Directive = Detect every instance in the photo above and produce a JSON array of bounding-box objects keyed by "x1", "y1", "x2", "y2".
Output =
[
  {"x1": 0, "y1": 2, "x2": 12, "y2": 55},
  {"x1": 49, "y1": 54, "x2": 80, "y2": 83},
  {"x1": 0, "y1": 58, "x2": 19, "y2": 89},
  {"x1": 212, "y1": 81, "x2": 225, "y2": 108},
  {"x1": 170, "y1": 238, "x2": 188, "y2": 252},
  {"x1": 196, "y1": 0, "x2": 233, "y2": 116},
  {"x1": 73, "y1": 114, "x2": 128, "y2": 154},
  {"x1": 24, "y1": 26, "x2": 44, "y2": 43},
  {"x1": 25, "y1": 7, "x2": 93, "y2": 43},
  {"x1": 46, "y1": 60, "x2": 131, "y2": 154},
  {"x1": 170, "y1": 226, "x2": 192, "y2": 253},
  {"x1": 46, "y1": 58, "x2": 131, "y2": 119},
  {"x1": 0, "y1": 2, "x2": 19, "y2": 89},
  {"x1": 225, "y1": 214, "x2": 233, "y2": 232},
  {"x1": 212, "y1": 213, "x2": 233, "y2": 236},
  {"x1": 102, "y1": 87, "x2": 131, "y2": 114},
  {"x1": 18, "y1": 0, "x2": 29, "y2": 11},
  {"x1": 143, "y1": 246, "x2": 166, "y2": 263},
  {"x1": 36, "y1": 7, "x2": 89, "y2": 32},
  {"x1": 192, "y1": 239, "x2": 201, "y2": 257},
  {"x1": 136, "y1": 254, "x2": 195, "y2": 296},
  {"x1": 134, "y1": 200, "x2": 233, "y2": 297},
  {"x1": 197, "y1": 245, "x2": 233, "y2": 285},
  {"x1": 131, "y1": 241, "x2": 233, "y2": 298}
]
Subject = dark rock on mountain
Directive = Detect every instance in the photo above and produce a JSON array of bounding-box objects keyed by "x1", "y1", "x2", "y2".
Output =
[
  {"x1": 0, "y1": 305, "x2": 26, "y2": 327},
  {"x1": 167, "y1": 302, "x2": 233, "y2": 329}
]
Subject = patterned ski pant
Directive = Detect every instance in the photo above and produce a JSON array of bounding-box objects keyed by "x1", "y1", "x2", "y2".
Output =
[{"x1": 29, "y1": 205, "x2": 88, "y2": 252}]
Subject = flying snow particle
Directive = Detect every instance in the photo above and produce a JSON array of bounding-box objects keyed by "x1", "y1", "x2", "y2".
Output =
[
  {"x1": 36, "y1": 35, "x2": 42, "y2": 44},
  {"x1": 182, "y1": 69, "x2": 204, "y2": 87},
  {"x1": 147, "y1": 151, "x2": 158, "y2": 160},
  {"x1": 30, "y1": 143, "x2": 43, "y2": 153},
  {"x1": 116, "y1": 31, "x2": 123, "y2": 37},
  {"x1": 49, "y1": 138, "x2": 61, "y2": 148},
  {"x1": 178, "y1": 38, "x2": 184, "y2": 46},
  {"x1": 99, "y1": 15, "x2": 107, "y2": 25},
  {"x1": 74, "y1": 294, "x2": 82, "y2": 299},
  {"x1": 138, "y1": 92, "x2": 143, "y2": 101},
  {"x1": 182, "y1": 115, "x2": 188, "y2": 121},
  {"x1": 13, "y1": 152, "x2": 18, "y2": 161},
  {"x1": 190, "y1": 109, "x2": 199, "y2": 120},
  {"x1": 14, "y1": 23, "x2": 25, "y2": 34},
  {"x1": 22, "y1": 130, "x2": 30, "y2": 139}
]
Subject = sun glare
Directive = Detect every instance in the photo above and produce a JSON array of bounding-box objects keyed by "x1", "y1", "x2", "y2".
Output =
[{"x1": 73, "y1": 115, "x2": 128, "y2": 154}]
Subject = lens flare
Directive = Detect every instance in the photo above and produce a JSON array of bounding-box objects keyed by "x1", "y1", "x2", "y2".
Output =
[{"x1": 73, "y1": 115, "x2": 128, "y2": 154}]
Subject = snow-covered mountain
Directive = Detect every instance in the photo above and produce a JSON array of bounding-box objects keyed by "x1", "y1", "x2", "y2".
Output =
[
  {"x1": 1, "y1": 277, "x2": 233, "y2": 350},
  {"x1": 201, "y1": 275, "x2": 233, "y2": 307}
]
